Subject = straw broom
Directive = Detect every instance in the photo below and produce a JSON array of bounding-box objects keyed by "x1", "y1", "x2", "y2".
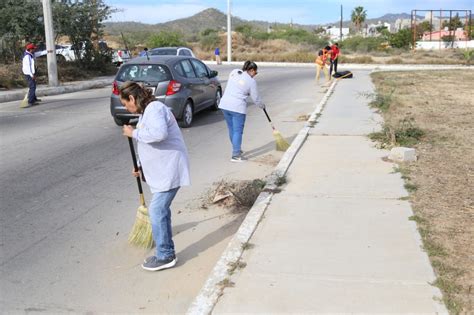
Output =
[
  {"x1": 262, "y1": 108, "x2": 290, "y2": 151},
  {"x1": 20, "y1": 93, "x2": 29, "y2": 108},
  {"x1": 127, "y1": 137, "x2": 154, "y2": 249}
]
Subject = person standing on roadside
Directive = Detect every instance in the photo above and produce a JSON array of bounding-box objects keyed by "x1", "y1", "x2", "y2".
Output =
[
  {"x1": 139, "y1": 47, "x2": 149, "y2": 57},
  {"x1": 315, "y1": 46, "x2": 331, "y2": 84},
  {"x1": 219, "y1": 61, "x2": 265, "y2": 162},
  {"x1": 21, "y1": 43, "x2": 41, "y2": 108},
  {"x1": 214, "y1": 47, "x2": 222, "y2": 65},
  {"x1": 329, "y1": 43, "x2": 340, "y2": 77},
  {"x1": 120, "y1": 81, "x2": 190, "y2": 272}
]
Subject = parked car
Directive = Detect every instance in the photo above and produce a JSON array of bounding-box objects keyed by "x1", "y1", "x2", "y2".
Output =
[
  {"x1": 150, "y1": 47, "x2": 196, "y2": 58},
  {"x1": 34, "y1": 44, "x2": 75, "y2": 62},
  {"x1": 112, "y1": 49, "x2": 131, "y2": 66},
  {"x1": 110, "y1": 55, "x2": 221, "y2": 127}
]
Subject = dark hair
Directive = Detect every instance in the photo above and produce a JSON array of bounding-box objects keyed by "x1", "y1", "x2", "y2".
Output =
[
  {"x1": 334, "y1": 43, "x2": 339, "y2": 46},
  {"x1": 119, "y1": 81, "x2": 156, "y2": 113},
  {"x1": 242, "y1": 60, "x2": 258, "y2": 71},
  {"x1": 324, "y1": 45, "x2": 331, "y2": 51},
  {"x1": 144, "y1": 47, "x2": 148, "y2": 51}
]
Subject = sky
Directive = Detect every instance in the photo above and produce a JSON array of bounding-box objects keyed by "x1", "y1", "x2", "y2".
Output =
[{"x1": 105, "y1": 0, "x2": 474, "y2": 25}]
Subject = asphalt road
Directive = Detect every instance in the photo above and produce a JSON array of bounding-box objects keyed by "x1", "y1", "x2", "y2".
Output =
[{"x1": 0, "y1": 65, "x2": 325, "y2": 313}]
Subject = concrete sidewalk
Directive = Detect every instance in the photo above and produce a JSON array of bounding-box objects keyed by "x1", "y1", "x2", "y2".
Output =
[
  {"x1": 189, "y1": 71, "x2": 448, "y2": 314},
  {"x1": 0, "y1": 76, "x2": 114, "y2": 103}
]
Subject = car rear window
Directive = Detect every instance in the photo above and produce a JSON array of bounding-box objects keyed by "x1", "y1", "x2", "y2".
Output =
[
  {"x1": 151, "y1": 49, "x2": 178, "y2": 56},
  {"x1": 116, "y1": 64, "x2": 171, "y2": 82}
]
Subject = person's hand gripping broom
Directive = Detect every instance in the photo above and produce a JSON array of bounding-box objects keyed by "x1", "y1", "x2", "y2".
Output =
[{"x1": 127, "y1": 137, "x2": 154, "y2": 249}]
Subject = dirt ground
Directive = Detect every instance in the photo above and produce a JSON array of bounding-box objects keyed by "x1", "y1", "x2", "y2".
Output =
[{"x1": 371, "y1": 70, "x2": 474, "y2": 314}]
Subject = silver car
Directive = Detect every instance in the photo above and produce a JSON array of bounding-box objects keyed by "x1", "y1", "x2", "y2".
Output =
[{"x1": 110, "y1": 55, "x2": 221, "y2": 127}]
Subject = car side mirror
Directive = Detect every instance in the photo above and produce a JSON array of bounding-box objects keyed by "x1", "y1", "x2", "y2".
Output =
[{"x1": 209, "y1": 70, "x2": 218, "y2": 78}]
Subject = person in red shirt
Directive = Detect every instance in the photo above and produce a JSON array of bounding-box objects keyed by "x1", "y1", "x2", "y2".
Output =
[{"x1": 329, "y1": 43, "x2": 340, "y2": 77}]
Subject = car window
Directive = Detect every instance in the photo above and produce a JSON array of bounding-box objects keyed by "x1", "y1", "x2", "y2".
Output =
[
  {"x1": 151, "y1": 48, "x2": 178, "y2": 56},
  {"x1": 190, "y1": 59, "x2": 208, "y2": 78},
  {"x1": 173, "y1": 62, "x2": 185, "y2": 77},
  {"x1": 181, "y1": 49, "x2": 192, "y2": 56},
  {"x1": 180, "y1": 60, "x2": 197, "y2": 78},
  {"x1": 116, "y1": 64, "x2": 171, "y2": 82},
  {"x1": 178, "y1": 50, "x2": 186, "y2": 56}
]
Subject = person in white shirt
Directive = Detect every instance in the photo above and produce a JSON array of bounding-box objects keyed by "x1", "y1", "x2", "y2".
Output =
[
  {"x1": 121, "y1": 81, "x2": 190, "y2": 271},
  {"x1": 22, "y1": 43, "x2": 41, "y2": 108},
  {"x1": 219, "y1": 61, "x2": 265, "y2": 162}
]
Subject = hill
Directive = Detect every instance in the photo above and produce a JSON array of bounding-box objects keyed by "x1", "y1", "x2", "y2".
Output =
[{"x1": 105, "y1": 9, "x2": 424, "y2": 37}]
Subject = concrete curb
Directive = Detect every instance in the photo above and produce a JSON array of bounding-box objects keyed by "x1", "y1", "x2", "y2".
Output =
[
  {"x1": 203, "y1": 60, "x2": 473, "y2": 71},
  {"x1": 186, "y1": 80, "x2": 338, "y2": 315},
  {"x1": 0, "y1": 78, "x2": 113, "y2": 103}
]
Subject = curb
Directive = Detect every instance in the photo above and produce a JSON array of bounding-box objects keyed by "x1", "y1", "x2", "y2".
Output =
[
  {"x1": 203, "y1": 60, "x2": 473, "y2": 71},
  {"x1": 186, "y1": 80, "x2": 338, "y2": 315},
  {"x1": 0, "y1": 78, "x2": 113, "y2": 103}
]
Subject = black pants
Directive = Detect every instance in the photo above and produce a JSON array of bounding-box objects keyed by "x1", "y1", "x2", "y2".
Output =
[
  {"x1": 25, "y1": 75, "x2": 37, "y2": 104},
  {"x1": 329, "y1": 58, "x2": 338, "y2": 77}
]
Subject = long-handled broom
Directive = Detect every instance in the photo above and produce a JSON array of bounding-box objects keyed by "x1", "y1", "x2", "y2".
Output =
[
  {"x1": 262, "y1": 108, "x2": 290, "y2": 151},
  {"x1": 127, "y1": 137, "x2": 154, "y2": 249}
]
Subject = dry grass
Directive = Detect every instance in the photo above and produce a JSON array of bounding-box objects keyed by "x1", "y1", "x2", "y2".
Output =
[{"x1": 371, "y1": 70, "x2": 474, "y2": 314}]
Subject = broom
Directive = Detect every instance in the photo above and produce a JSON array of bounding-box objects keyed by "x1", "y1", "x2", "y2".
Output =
[
  {"x1": 20, "y1": 93, "x2": 29, "y2": 108},
  {"x1": 127, "y1": 137, "x2": 154, "y2": 249},
  {"x1": 262, "y1": 108, "x2": 290, "y2": 151}
]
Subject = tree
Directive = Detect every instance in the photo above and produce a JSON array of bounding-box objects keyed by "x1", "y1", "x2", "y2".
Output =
[
  {"x1": 442, "y1": 14, "x2": 464, "y2": 31},
  {"x1": 389, "y1": 29, "x2": 412, "y2": 48},
  {"x1": 147, "y1": 31, "x2": 185, "y2": 48},
  {"x1": 351, "y1": 6, "x2": 367, "y2": 34},
  {"x1": 53, "y1": 0, "x2": 115, "y2": 64},
  {"x1": 0, "y1": 0, "x2": 44, "y2": 62}
]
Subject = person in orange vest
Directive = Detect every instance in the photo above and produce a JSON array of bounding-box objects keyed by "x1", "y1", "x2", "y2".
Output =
[
  {"x1": 329, "y1": 43, "x2": 340, "y2": 77},
  {"x1": 315, "y1": 46, "x2": 331, "y2": 84}
]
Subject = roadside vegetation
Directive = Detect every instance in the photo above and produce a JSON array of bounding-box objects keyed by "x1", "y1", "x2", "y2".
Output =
[{"x1": 370, "y1": 70, "x2": 474, "y2": 314}]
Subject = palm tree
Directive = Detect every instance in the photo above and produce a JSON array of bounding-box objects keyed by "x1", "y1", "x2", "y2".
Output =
[{"x1": 351, "y1": 6, "x2": 367, "y2": 34}]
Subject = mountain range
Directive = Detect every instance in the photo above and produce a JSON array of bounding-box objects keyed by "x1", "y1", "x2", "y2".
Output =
[{"x1": 104, "y1": 8, "x2": 420, "y2": 36}]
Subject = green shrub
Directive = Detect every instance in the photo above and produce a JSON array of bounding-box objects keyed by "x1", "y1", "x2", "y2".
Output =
[
  {"x1": 340, "y1": 36, "x2": 385, "y2": 52},
  {"x1": 147, "y1": 31, "x2": 185, "y2": 48}
]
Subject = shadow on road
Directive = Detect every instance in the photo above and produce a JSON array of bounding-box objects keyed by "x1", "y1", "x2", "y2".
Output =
[
  {"x1": 245, "y1": 133, "x2": 297, "y2": 159},
  {"x1": 176, "y1": 213, "x2": 245, "y2": 266}
]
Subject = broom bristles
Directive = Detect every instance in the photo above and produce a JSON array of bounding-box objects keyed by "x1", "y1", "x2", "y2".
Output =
[
  {"x1": 273, "y1": 130, "x2": 290, "y2": 151},
  {"x1": 20, "y1": 93, "x2": 29, "y2": 108},
  {"x1": 128, "y1": 205, "x2": 154, "y2": 249}
]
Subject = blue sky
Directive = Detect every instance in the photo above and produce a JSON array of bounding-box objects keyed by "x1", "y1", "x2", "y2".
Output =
[{"x1": 106, "y1": 0, "x2": 474, "y2": 25}]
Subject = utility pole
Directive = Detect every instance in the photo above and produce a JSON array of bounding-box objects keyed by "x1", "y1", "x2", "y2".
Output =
[
  {"x1": 227, "y1": 0, "x2": 232, "y2": 63},
  {"x1": 42, "y1": 0, "x2": 59, "y2": 86},
  {"x1": 340, "y1": 5, "x2": 343, "y2": 41}
]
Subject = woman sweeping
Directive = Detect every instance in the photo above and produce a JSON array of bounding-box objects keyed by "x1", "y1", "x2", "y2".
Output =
[
  {"x1": 219, "y1": 61, "x2": 266, "y2": 162},
  {"x1": 121, "y1": 81, "x2": 190, "y2": 271}
]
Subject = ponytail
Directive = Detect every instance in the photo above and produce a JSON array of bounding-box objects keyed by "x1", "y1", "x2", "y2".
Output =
[{"x1": 119, "y1": 81, "x2": 156, "y2": 113}]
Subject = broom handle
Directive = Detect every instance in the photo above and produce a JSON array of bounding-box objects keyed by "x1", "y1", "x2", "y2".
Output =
[
  {"x1": 263, "y1": 108, "x2": 275, "y2": 130},
  {"x1": 263, "y1": 108, "x2": 272, "y2": 123},
  {"x1": 127, "y1": 137, "x2": 144, "y2": 196}
]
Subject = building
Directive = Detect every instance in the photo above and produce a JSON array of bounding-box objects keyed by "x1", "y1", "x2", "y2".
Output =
[
  {"x1": 324, "y1": 26, "x2": 350, "y2": 40},
  {"x1": 422, "y1": 28, "x2": 469, "y2": 41}
]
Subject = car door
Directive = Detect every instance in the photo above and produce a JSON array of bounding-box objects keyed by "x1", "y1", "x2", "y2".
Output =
[
  {"x1": 178, "y1": 59, "x2": 204, "y2": 108},
  {"x1": 189, "y1": 59, "x2": 216, "y2": 110}
]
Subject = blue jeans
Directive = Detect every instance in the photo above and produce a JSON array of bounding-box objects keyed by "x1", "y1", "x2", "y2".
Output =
[
  {"x1": 222, "y1": 109, "x2": 246, "y2": 157},
  {"x1": 149, "y1": 187, "x2": 179, "y2": 260},
  {"x1": 25, "y1": 75, "x2": 37, "y2": 104}
]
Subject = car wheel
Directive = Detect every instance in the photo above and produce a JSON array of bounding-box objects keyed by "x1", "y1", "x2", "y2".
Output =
[
  {"x1": 179, "y1": 101, "x2": 193, "y2": 128},
  {"x1": 113, "y1": 116, "x2": 129, "y2": 126},
  {"x1": 211, "y1": 89, "x2": 221, "y2": 111}
]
